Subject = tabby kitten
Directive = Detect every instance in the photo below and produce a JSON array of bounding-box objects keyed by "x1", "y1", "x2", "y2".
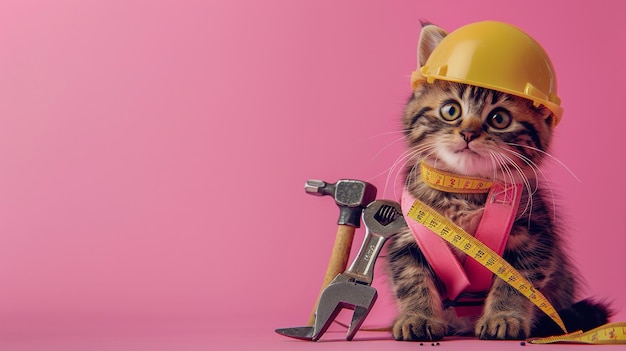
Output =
[{"x1": 386, "y1": 23, "x2": 610, "y2": 341}]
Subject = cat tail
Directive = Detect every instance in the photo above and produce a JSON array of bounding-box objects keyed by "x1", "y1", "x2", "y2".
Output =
[{"x1": 532, "y1": 298, "x2": 613, "y2": 337}]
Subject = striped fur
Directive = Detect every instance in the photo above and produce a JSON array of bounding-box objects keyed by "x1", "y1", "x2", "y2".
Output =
[{"x1": 387, "y1": 78, "x2": 610, "y2": 341}]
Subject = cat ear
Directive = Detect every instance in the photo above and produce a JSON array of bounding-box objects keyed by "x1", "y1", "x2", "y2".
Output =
[{"x1": 418, "y1": 23, "x2": 448, "y2": 68}]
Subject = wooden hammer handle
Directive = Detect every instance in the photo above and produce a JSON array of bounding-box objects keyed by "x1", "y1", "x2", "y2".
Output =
[{"x1": 307, "y1": 224, "x2": 356, "y2": 325}]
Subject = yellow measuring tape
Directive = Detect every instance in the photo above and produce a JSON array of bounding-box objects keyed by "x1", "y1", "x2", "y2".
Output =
[
  {"x1": 529, "y1": 322, "x2": 626, "y2": 344},
  {"x1": 407, "y1": 199, "x2": 567, "y2": 332},
  {"x1": 421, "y1": 162, "x2": 493, "y2": 193},
  {"x1": 406, "y1": 199, "x2": 626, "y2": 344}
]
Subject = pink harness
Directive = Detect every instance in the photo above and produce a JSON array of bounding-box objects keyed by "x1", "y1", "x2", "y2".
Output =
[{"x1": 401, "y1": 182, "x2": 522, "y2": 313}]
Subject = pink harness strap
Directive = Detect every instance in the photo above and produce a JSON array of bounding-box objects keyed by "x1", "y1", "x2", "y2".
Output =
[
  {"x1": 401, "y1": 192, "x2": 470, "y2": 300},
  {"x1": 464, "y1": 183, "x2": 522, "y2": 293},
  {"x1": 401, "y1": 183, "x2": 522, "y2": 301}
]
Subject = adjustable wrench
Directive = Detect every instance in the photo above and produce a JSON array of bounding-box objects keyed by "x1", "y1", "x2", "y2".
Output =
[{"x1": 275, "y1": 200, "x2": 407, "y2": 341}]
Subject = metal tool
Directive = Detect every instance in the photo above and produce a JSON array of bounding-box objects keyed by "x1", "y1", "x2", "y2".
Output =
[
  {"x1": 276, "y1": 200, "x2": 406, "y2": 341},
  {"x1": 304, "y1": 179, "x2": 377, "y2": 325}
]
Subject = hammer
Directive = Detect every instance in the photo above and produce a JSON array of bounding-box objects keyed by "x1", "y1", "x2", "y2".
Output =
[{"x1": 304, "y1": 179, "x2": 377, "y2": 325}]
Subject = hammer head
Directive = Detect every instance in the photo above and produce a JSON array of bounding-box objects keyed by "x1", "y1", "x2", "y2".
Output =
[{"x1": 304, "y1": 179, "x2": 377, "y2": 227}]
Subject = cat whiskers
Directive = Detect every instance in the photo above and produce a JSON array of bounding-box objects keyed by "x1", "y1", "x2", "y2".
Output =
[
  {"x1": 503, "y1": 142, "x2": 580, "y2": 182},
  {"x1": 391, "y1": 143, "x2": 437, "y2": 197},
  {"x1": 384, "y1": 148, "x2": 415, "y2": 198},
  {"x1": 365, "y1": 129, "x2": 410, "y2": 198},
  {"x1": 372, "y1": 141, "x2": 436, "y2": 199},
  {"x1": 490, "y1": 150, "x2": 536, "y2": 223},
  {"x1": 369, "y1": 131, "x2": 409, "y2": 165},
  {"x1": 502, "y1": 143, "x2": 561, "y2": 222},
  {"x1": 500, "y1": 147, "x2": 543, "y2": 193},
  {"x1": 488, "y1": 151, "x2": 516, "y2": 185}
]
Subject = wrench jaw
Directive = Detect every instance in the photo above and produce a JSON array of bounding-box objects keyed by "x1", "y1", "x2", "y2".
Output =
[
  {"x1": 346, "y1": 303, "x2": 375, "y2": 341},
  {"x1": 363, "y1": 200, "x2": 406, "y2": 236},
  {"x1": 312, "y1": 278, "x2": 378, "y2": 341},
  {"x1": 310, "y1": 200, "x2": 404, "y2": 341},
  {"x1": 274, "y1": 279, "x2": 378, "y2": 342},
  {"x1": 275, "y1": 200, "x2": 406, "y2": 342}
]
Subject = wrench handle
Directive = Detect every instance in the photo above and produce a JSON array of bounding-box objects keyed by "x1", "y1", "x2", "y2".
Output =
[
  {"x1": 307, "y1": 224, "x2": 356, "y2": 325},
  {"x1": 345, "y1": 231, "x2": 387, "y2": 285}
]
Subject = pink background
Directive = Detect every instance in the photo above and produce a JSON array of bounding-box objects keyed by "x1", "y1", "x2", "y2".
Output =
[{"x1": 1, "y1": 1, "x2": 624, "y2": 350}]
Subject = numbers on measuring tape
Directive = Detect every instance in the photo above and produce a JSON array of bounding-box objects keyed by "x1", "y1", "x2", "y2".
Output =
[
  {"x1": 529, "y1": 322, "x2": 626, "y2": 344},
  {"x1": 406, "y1": 199, "x2": 567, "y2": 333}
]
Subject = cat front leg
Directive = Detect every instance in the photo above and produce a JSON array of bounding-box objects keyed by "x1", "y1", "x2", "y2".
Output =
[
  {"x1": 387, "y1": 233, "x2": 447, "y2": 341},
  {"x1": 393, "y1": 300, "x2": 447, "y2": 341},
  {"x1": 475, "y1": 279, "x2": 533, "y2": 339}
]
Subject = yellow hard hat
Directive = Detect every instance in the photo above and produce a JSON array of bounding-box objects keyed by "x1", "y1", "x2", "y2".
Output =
[{"x1": 411, "y1": 21, "x2": 563, "y2": 127}]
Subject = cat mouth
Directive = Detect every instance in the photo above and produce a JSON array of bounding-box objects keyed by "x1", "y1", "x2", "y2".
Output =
[{"x1": 454, "y1": 146, "x2": 479, "y2": 155}]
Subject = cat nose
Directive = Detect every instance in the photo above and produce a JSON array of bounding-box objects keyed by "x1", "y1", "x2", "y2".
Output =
[{"x1": 460, "y1": 129, "x2": 480, "y2": 142}]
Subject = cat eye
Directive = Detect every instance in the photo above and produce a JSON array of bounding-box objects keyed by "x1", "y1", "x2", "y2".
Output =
[
  {"x1": 487, "y1": 108, "x2": 512, "y2": 129},
  {"x1": 440, "y1": 101, "x2": 462, "y2": 121}
]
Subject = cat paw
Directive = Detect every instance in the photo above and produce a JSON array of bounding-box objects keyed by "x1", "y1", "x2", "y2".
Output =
[
  {"x1": 392, "y1": 313, "x2": 447, "y2": 341},
  {"x1": 475, "y1": 312, "x2": 530, "y2": 340}
]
